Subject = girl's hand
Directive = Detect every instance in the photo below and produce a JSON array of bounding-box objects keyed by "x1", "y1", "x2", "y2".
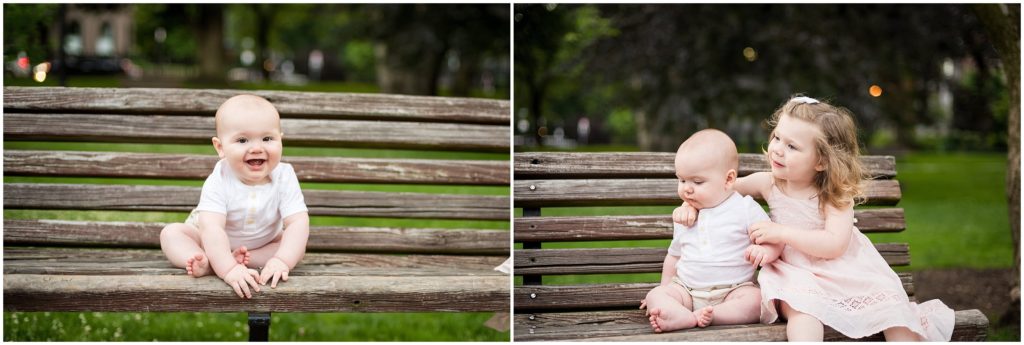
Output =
[
  {"x1": 259, "y1": 257, "x2": 291, "y2": 288},
  {"x1": 748, "y1": 221, "x2": 788, "y2": 245},
  {"x1": 223, "y1": 264, "x2": 261, "y2": 299},
  {"x1": 672, "y1": 202, "x2": 699, "y2": 226}
]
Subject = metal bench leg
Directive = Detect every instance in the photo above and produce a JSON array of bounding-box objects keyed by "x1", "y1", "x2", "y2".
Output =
[{"x1": 248, "y1": 312, "x2": 271, "y2": 341}]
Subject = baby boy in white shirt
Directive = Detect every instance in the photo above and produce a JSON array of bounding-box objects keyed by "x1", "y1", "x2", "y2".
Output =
[
  {"x1": 160, "y1": 94, "x2": 310, "y2": 299},
  {"x1": 640, "y1": 129, "x2": 783, "y2": 332}
]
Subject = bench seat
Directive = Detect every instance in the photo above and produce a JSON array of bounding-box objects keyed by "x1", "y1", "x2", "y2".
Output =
[{"x1": 513, "y1": 309, "x2": 988, "y2": 341}]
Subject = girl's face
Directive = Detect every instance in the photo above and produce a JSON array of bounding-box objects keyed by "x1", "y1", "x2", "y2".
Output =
[{"x1": 767, "y1": 115, "x2": 825, "y2": 184}]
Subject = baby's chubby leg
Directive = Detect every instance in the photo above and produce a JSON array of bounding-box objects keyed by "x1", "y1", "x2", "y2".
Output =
[
  {"x1": 242, "y1": 232, "x2": 283, "y2": 268},
  {"x1": 160, "y1": 223, "x2": 251, "y2": 277},
  {"x1": 707, "y1": 285, "x2": 761, "y2": 326},
  {"x1": 644, "y1": 283, "x2": 700, "y2": 333},
  {"x1": 160, "y1": 223, "x2": 210, "y2": 277}
]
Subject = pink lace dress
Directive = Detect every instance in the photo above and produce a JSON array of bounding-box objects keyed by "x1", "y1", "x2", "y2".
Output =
[{"x1": 758, "y1": 184, "x2": 954, "y2": 341}]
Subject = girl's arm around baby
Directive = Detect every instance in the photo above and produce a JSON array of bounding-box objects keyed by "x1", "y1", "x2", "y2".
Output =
[
  {"x1": 259, "y1": 211, "x2": 310, "y2": 288},
  {"x1": 749, "y1": 204, "x2": 854, "y2": 259}
]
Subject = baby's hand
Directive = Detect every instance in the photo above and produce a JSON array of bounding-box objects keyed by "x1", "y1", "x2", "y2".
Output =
[
  {"x1": 222, "y1": 264, "x2": 261, "y2": 299},
  {"x1": 259, "y1": 257, "x2": 290, "y2": 288},
  {"x1": 741, "y1": 244, "x2": 778, "y2": 266},
  {"x1": 672, "y1": 202, "x2": 699, "y2": 226}
]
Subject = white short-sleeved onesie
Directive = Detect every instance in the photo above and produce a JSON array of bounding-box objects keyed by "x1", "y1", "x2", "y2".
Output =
[{"x1": 190, "y1": 160, "x2": 308, "y2": 250}]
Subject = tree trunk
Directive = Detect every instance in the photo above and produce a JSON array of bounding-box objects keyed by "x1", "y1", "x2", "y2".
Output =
[
  {"x1": 974, "y1": 3, "x2": 1020, "y2": 327},
  {"x1": 57, "y1": 4, "x2": 67, "y2": 86},
  {"x1": 253, "y1": 4, "x2": 274, "y2": 82},
  {"x1": 529, "y1": 81, "x2": 546, "y2": 146},
  {"x1": 195, "y1": 4, "x2": 225, "y2": 83},
  {"x1": 451, "y1": 51, "x2": 480, "y2": 97},
  {"x1": 372, "y1": 15, "x2": 445, "y2": 97}
]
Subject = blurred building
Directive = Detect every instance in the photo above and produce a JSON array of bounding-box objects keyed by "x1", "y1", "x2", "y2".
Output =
[{"x1": 50, "y1": 4, "x2": 133, "y2": 73}]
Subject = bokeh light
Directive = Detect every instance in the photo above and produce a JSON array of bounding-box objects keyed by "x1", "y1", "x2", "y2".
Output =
[
  {"x1": 32, "y1": 62, "x2": 50, "y2": 82},
  {"x1": 743, "y1": 47, "x2": 757, "y2": 62},
  {"x1": 869, "y1": 85, "x2": 883, "y2": 97}
]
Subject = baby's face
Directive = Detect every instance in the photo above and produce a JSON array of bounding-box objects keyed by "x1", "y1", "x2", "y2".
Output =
[
  {"x1": 674, "y1": 150, "x2": 734, "y2": 210},
  {"x1": 214, "y1": 104, "x2": 283, "y2": 186}
]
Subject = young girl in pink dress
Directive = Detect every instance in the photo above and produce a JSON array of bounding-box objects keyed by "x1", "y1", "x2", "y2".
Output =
[{"x1": 674, "y1": 96, "x2": 954, "y2": 341}]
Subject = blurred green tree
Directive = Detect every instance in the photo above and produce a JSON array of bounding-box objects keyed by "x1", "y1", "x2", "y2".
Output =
[
  {"x1": 975, "y1": 3, "x2": 1020, "y2": 329},
  {"x1": 515, "y1": 4, "x2": 1008, "y2": 152},
  {"x1": 357, "y1": 4, "x2": 508, "y2": 96},
  {"x1": 2, "y1": 4, "x2": 58, "y2": 62},
  {"x1": 513, "y1": 4, "x2": 615, "y2": 146}
]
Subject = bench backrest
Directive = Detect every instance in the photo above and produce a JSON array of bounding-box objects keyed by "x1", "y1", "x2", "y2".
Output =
[
  {"x1": 512, "y1": 152, "x2": 908, "y2": 337},
  {"x1": 4, "y1": 85, "x2": 510, "y2": 237},
  {"x1": 3, "y1": 86, "x2": 511, "y2": 312}
]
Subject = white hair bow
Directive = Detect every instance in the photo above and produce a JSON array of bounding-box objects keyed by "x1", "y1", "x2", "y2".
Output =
[{"x1": 791, "y1": 96, "x2": 820, "y2": 104}]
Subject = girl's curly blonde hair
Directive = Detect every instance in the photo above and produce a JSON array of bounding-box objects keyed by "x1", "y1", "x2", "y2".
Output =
[{"x1": 765, "y1": 96, "x2": 866, "y2": 211}]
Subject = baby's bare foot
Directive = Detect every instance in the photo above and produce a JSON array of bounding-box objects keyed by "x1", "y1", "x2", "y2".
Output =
[
  {"x1": 648, "y1": 308, "x2": 665, "y2": 333},
  {"x1": 232, "y1": 246, "x2": 251, "y2": 266},
  {"x1": 693, "y1": 306, "x2": 714, "y2": 328},
  {"x1": 648, "y1": 307, "x2": 696, "y2": 333},
  {"x1": 185, "y1": 253, "x2": 211, "y2": 277}
]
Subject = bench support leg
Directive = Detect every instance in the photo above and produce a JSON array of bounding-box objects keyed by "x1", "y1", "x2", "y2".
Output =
[
  {"x1": 248, "y1": 312, "x2": 271, "y2": 341},
  {"x1": 522, "y1": 207, "x2": 542, "y2": 285}
]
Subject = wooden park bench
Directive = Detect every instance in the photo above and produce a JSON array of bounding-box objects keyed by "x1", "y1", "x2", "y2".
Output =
[
  {"x1": 3, "y1": 86, "x2": 511, "y2": 340},
  {"x1": 513, "y1": 152, "x2": 989, "y2": 341}
]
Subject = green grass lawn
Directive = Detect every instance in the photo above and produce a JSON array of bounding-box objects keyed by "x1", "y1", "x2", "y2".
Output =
[
  {"x1": 868, "y1": 152, "x2": 1013, "y2": 270},
  {"x1": 3, "y1": 141, "x2": 510, "y2": 341},
  {"x1": 3, "y1": 312, "x2": 505, "y2": 341}
]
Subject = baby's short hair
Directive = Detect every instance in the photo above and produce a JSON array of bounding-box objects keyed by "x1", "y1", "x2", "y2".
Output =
[
  {"x1": 214, "y1": 94, "x2": 280, "y2": 136},
  {"x1": 678, "y1": 129, "x2": 739, "y2": 172}
]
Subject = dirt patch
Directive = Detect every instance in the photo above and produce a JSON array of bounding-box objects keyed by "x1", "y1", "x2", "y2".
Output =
[
  {"x1": 913, "y1": 267, "x2": 1019, "y2": 339},
  {"x1": 914, "y1": 268, "x2": 1017, "y2": 318}
]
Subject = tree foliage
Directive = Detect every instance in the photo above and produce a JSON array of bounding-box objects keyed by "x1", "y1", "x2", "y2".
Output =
[
  {"x1": 516, "y1": 4, "x2": 1008, "y2": 151},
  {"x1": 5, "y1": 4, "x2": 508, "y2": 97},
  {"x1": 3, "y1": 4, "x2": 59, "y2": 62}
]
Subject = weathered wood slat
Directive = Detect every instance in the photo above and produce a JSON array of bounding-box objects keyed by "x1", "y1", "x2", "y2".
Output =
[
  {"x1": 513, "y1": 309, "x2": 986, "y2": 341},
  {"x1": 3, "y1": 219, "x2": 509, "y2": 255},
  {"x1": 4, "y1": 183, "x2": 509, "y2": 220},
  {"x1": 513, "y1": 273, "x2": 914, "y2": 312},
  {"x1": 516, "y1": 152, "x2": 896, "y2": 179},
  {"x1": 4, "y1": 274, "x2": 509, "y2": 312},
  {"x1": 5, "y1": 150, "x2": 509, "y2": 185},
  {"x1": 4, "y1": 248, "x2": 508, "y2": 276},
  {"x1": 514, "y1": 244, "x2": 910, "y2": 275},
  {"x1": 3, "y1": 86, "x2": 510, "y2": 125},
  {"x1": 4, "y1": 113, "x2": 509, "y2": 152},
  {"x1": 514, "y1": 179, "x2": 901, "y2": 207},
  {"x1": 513, "y1": 209, "x2": 905, "y2": 242}
]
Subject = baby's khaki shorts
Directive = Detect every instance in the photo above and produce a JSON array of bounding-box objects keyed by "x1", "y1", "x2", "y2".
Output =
[{"x1": 672, "y1": 276, "x2": 756, "y2": 310}]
